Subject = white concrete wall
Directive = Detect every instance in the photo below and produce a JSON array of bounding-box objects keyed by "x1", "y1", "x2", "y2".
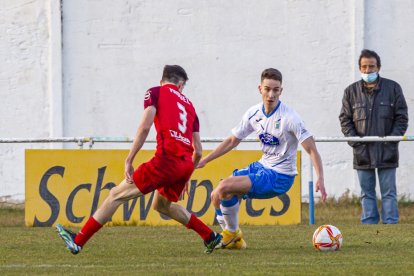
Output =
[
  {"x1": 0, "y1": 0, "x2": 51, "y2": 201},
  {"x1": 1, "y1": 0, "x2": 414, "y2": 202}
]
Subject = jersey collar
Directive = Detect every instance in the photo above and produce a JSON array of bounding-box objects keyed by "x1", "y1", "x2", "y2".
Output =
[
  {"x1": 162, "y1": 83, "x2": 180, "y2": 92},
  {"x1": 262, "y1": 101, "x2": 281, "y2": 118}
]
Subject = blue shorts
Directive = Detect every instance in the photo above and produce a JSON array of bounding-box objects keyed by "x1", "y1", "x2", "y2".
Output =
[{"x1": 233, "y1": 162, "x2": 295, "y2": 199}]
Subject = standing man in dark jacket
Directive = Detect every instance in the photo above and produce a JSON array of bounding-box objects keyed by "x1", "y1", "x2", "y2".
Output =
[{"x1": 339, "y1": 49, "x2": 408, "y2": 224}]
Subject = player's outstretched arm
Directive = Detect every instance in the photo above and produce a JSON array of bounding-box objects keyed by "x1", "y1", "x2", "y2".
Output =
[
  {"x1": 301, "y1": 136, "x2": 327, "y2": 202},
  {"x1": 197, "y1": 135, "x2": 241, "y2": 168},
  {"x1": 192, "y1": 132, "x2": 202, "y2": 168},
  {"x1": 125, "y1": 106, "x2": 156, "y2": 183}
]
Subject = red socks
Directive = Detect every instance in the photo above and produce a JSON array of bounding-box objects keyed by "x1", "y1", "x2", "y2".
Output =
[
  {"x1": 185, "y1": 214, "x2": 213, "y2": 241},
  {"x1": 74, "y1": 214, "x2": 212, "y2": 247},
  {"x1": 74, "y1": 216, "x2": 103, "y2": 247}
]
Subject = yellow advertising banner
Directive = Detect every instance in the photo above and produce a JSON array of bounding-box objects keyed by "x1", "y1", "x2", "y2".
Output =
[{"x1": 25, "y1": 150, "x2": 301, "y2": 227}]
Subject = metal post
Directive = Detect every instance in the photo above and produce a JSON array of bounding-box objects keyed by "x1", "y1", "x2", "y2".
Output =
[
  {"x1": 77, "y1": 139, "x2": 84, "y2": 149},
  {"x1": 88, "y1": 138, "x2": 94, "y2": 149},
  {"x1": 309, "y1": 156, "x2": 314, "y2": 225}
]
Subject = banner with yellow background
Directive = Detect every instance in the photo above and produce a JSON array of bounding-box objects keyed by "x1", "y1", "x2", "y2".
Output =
[{"x1": 25, "y1": 150, "x2": 301, "y2": 227}]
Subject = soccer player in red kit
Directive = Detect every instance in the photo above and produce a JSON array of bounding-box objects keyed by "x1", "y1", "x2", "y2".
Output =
[{"x1": 56, "y1": 65, "x2": 222, "y2": 254}]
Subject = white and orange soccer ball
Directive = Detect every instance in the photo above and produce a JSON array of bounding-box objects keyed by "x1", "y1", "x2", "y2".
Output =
[{"x1": 312, "y1": 225, "x2": 343, "y2": 252}]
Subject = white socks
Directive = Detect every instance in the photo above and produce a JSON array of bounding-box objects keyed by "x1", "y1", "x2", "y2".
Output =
[
  {"x1": 220, "y1": 195, "x2": 240, "y2": 232},
  {"x1": 215, "y1": 212, "x2": 226, "y2": 230}
]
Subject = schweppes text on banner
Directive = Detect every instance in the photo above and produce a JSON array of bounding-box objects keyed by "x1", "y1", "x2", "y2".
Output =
[{"x1": 25, "y1": 149, "x2": 301, "y2": 227}]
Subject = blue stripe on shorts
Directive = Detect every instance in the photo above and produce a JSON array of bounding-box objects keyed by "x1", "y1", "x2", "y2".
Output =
[{"x1": 233, "y1": 161, "x2": 295, "y2": 199}]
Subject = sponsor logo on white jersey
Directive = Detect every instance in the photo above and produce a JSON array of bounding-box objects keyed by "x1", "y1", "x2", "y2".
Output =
[{"x1": 259, "y1": 133, "x2": 280, "y2": 146}]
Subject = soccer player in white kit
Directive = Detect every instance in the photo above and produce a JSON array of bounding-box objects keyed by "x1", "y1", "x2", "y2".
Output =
[{"x1": 197, "y1": 68, "x2": 327, "y2": 249}]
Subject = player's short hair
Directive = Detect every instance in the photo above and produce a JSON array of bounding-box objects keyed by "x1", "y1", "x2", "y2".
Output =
[
  {"x1": 162, "y1": 65, "x2": 189, "y2": 85},
  {"x1": 261, "y1": 68, "x2": 282, "y2": 83},
  {"x1": 358, "y1": 49, "x2": 381, "y2": 68}
]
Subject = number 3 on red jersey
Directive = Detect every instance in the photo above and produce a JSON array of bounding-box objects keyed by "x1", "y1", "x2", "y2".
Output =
[{"x1": 177, "y1": 102, "x2": 187, "y2": 133}]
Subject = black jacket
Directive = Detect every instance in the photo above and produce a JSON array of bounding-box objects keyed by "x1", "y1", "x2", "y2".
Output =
[{"x1": 339, "y1": 77, "x2": 408, "y2": 169}]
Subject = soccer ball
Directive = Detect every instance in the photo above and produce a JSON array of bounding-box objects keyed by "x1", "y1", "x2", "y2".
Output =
[{"x1": 312, "y1": 225, "x2": 343, "y2": 252}]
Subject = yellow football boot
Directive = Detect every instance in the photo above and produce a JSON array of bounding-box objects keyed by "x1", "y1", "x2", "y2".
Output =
[
  {"x1": 224, "y1": 238, "x2": 247, "y2": 250},
  {"x1": 219, "y1": 229, "x2": 243, "y2": 248}
]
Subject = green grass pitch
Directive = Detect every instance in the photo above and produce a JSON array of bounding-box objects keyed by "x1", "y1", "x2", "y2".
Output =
[{"x1": 1, "y1": 201, "x2": 414, "y2": 275}]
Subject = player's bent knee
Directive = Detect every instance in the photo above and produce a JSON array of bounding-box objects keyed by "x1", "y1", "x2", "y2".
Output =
[
  {"x1": 218, "y1": 190, "x2": 231, "y2": 201},
  {"x1": 107, "y1": 184, "x2": 134, "y2": 204},
  {"x1": 217, "y1": 182, "x2": 233, "y2": 199},
  {"x1": 211, "y1": 190, "x2": 219, "y2": 202},
  {"x1": 211, "y1": 194, "x2": 221, "y2": 209}
]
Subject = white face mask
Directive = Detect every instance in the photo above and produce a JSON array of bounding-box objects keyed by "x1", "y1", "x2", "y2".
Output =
[{"x1": 361, "y1": 72, "x2": 378, "y2": 83}]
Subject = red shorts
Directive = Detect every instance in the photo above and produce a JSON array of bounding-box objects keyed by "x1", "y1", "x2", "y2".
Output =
[{"x1": 132, "y1": 156, "x2": 194, "y2": 202}]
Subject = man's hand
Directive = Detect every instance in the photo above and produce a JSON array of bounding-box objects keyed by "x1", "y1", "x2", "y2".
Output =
[
  {"x1": 315, "y1": 178, "x2": 327, "y2": 202},
  {"x1": 196, "y1": 159, "x2": 207, "y2": 169},
  {"x1": 125, "y1": 162, "x2": 135, "y2": 184},
  {"x1": 180, "y1": 181, "x2": 190, "y2": 200}
]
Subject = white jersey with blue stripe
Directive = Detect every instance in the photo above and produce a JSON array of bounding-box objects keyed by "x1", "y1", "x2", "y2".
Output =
[{"x1": 231, "y1": 101, "x2": 312, "y2": 175}]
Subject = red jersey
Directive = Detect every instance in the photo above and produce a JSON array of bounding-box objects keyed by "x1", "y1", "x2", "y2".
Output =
[{"x1": 144, "y1": 84, "x2": 199, "y2": 159}]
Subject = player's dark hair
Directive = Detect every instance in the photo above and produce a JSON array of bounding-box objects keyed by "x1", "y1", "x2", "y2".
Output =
[
  {"x1": 162, "y1": 65, "x2": 189, "y2": 85},
  {"x1": 358, "y1": 49, "x2": 381, "y2": 68},
  {"x1": 261, "y1": 68, "x2": 282, "y2": 83}
]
